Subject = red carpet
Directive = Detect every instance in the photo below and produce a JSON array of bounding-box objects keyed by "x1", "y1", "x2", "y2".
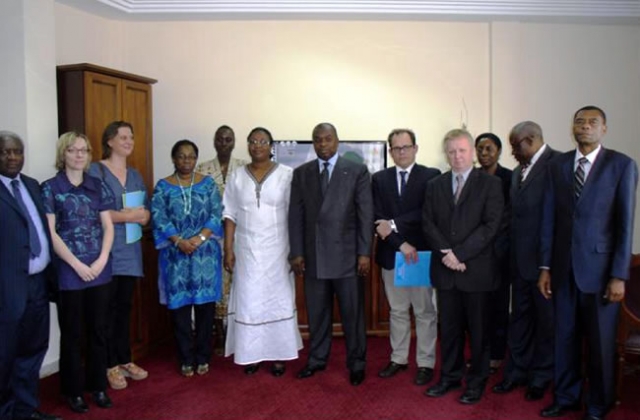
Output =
[{"x1": 38, "y1": 337, "x2": 640, "y2": 419}]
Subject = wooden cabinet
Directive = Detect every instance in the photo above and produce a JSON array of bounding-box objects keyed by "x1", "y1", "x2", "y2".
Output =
[
  {"x1": 56, "y1": 63, "x2": 171, "y2": 359},
  {"x1": 294, "y1": 237, "x2": 391, "y2": 337}
]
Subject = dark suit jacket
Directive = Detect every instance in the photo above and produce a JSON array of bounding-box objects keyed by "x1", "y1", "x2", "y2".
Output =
[
  {"x1": 422, "y1": 168, "x2": 504, "y2": 292},
  {"x1": 540, "y1": 148, "x2": 638, "y2": 292},
  {"x1": 289, "y1": 156, "x2": 374, "y2": 279},
  {"x1": 492, "y1": 164, "x2": 513, "y2": 260},
  {"x1": 0, "y1": 174, "x2": 54, "y2": 320},
  {"x1": 510, "y1": 146, "x2": 561, "y2": 281},
  {"x1": 372, "y1": 164, "x2": 441, "y2": 270}
]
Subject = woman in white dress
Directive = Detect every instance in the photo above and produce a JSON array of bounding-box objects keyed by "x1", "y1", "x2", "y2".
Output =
[{"x1": 223, "y1": 127, "x2": 302, "y2": 377}]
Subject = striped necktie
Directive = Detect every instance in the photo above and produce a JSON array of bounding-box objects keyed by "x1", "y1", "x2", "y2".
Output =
[
  {"x1": 518, "y1": 163, "x2": 529, "y2": 188},
  {"x1": 574, "y1": 157, "x2": 588, "y2": 199}
]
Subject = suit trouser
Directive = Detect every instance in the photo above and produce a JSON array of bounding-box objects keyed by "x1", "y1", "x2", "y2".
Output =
[
  {"x1": 58, "y1": 282, "x2": 110, "y2": 397},
  {"x1": 504, "y1": 274, "x2": 554, "y2": 387},
  {"x1": 489, "y1": 259, "x2": 510, "y2": 361},
  {"x1": 304, "y1": 275, "x2": 366, "y2": 371},
  {"x1": 0, "y1": 272, "x2": 49, "y2": 420},
  {"x1": 106, "y1": 275, "x2": 137, "y2": 368},
  {"x1": 171, "y1": 303, "x2": 215, "y2": 366},
  {"x1": 554, "y1": 274, "x2": 619, "y2": 417},
  {"x1": 381, "y1": 268, "x2": 437, "y2": 368},
  {"x1": 438, "y1": 288, "x2": 490, "y2": 390}
]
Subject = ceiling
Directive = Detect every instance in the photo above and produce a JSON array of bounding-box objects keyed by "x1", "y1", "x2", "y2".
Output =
[{"x1": 54, "y1": 0, "x2": 640, "y2": 23}]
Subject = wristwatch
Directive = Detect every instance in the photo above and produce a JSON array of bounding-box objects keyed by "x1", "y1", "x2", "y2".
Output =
[
  {"x1": 199, "y1": 233, "x2": 207, "y2": 243},
  {"x1": 389, "y1": 219, "x2": 398, "y2": 233}
]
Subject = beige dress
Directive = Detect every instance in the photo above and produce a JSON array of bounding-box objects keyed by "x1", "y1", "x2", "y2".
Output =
[{"x1": 197, "y1": 156, "x2": 247, "y2": 319}]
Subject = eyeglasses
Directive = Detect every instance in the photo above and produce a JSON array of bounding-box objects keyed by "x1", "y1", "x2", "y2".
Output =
[
  {"x1": 390, "y1": 145, "x2": 415, "y2": 153},
  {"x1": 66, "y1": 148, "x2": 89, "y2": 155},
  {"x1": 175, "y1": 154, "x2": 197, "y2": 161},
  {"x1": 248, "y1": 139, "x2": 270, "y2": 146}
]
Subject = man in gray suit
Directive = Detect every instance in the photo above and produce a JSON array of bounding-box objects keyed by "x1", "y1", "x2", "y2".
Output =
[
  {"x1": 492, "y1": 121, "x2": 560, "y2": 401},
  {"x1": 289, "y1": 123, "x2": 373, "y2": 386}
]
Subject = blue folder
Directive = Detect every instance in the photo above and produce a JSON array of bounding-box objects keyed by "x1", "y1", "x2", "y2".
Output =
[
  {"x1": 123, "y1": 191, "x2": 146, "y2": 244},
  {"x1": 394, "y1": 251, "x2": 432, "y2": 287}
]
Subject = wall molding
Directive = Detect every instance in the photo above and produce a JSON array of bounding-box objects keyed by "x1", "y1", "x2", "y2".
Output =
[{"x1": 55, "y1": 0, "x2": 640, "y2": 23}]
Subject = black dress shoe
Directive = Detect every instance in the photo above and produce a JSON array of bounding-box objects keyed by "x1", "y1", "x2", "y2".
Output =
[
  {"x1": 459, "y1": 388, "x2": 484, "y2": 405},
  {"x1": 20, "y1": 410, "x2": 62, "y2": 420},
  {"x1": 525, "y1": 386, "x2": 545, "y2": 401},
  {"x1": 540, "y1": 402, "x2": 581, "y2": 418},
  {"x1": 414, "y1": 367, "x2": 434, "y2": 386},
  {"x1": 67, "y1": 396, "x2": 89, "y2": 413},
  {"x1": 378, "y1": 362, "x2": 408, "y2": 378},
  {"x1": 425, "y1": 381, "x2": 462, "y2": 397},
  {"x1": 271, "y1": 363, "x2": 286, "y2": 377},
  {"x1": 492, "y1": 379, "x2": 522, "y2": 394},
  {"x1": 297, "y1": 364, "x2": 326, "y2": 379},
  {"x1": 244, "y1": 363, "x2": 261, "y2": 375},
  {"x1": 92, "y1": 391, "x2": 113, "y2": 408},
  {"x1": 350, "y1": 370, "x2": 365, "y2": 386}
]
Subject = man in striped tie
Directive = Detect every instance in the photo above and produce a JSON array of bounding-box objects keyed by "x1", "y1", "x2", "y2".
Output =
[{"x1": 538, "y1": 106, "x2": 638, "y2": 420}]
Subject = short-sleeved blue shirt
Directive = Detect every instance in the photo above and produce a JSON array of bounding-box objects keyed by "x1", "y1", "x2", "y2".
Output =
[
  {"x1": 42, "y1": 171, "x2": 116, "y2": 290},
  {"x1": 88, "y1": 162, "x2": 147, "y2": 277}
]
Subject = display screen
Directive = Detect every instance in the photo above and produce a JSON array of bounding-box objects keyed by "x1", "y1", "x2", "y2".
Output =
[{"x1": 272, "y1": 140, "x2": 387, "y2": 173}]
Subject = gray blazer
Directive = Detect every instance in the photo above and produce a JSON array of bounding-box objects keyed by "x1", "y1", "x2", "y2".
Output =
[{"x1": 289, "y1": 156, "x2": 374, "y2": 279}]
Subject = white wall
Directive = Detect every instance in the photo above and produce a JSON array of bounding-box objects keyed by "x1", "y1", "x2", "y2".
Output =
[
  {"x1": 53, "y1": 6, "x2": 640, "y2": 248},
  {"x1": 0, "y1": 0, "x2": 61, "y2": 376}
]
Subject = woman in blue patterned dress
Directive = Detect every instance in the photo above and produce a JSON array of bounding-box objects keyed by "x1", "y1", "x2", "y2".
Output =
[
  {"x1": 151, "y1": 139, "x2": 223, "y2": 377},
  {"x1": 42, "y1": 132, "x2": 115, "y2": 414}
]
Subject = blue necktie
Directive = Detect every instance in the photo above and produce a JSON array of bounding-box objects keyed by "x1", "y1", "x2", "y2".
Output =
[
  {"x1": 11, "y1": 179, "x2": 42, "y2": 258},
  {"x1": 399, "y1": 171, "x2": 407, "y2": 196}
]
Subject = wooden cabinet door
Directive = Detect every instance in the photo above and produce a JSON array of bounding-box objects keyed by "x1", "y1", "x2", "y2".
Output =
[
  {"x1": 122, "y1": 80, "x2": 154, "y2": 194},
  {"x1": 83, "y1": 71, "x2": 122, "y2": 155}
]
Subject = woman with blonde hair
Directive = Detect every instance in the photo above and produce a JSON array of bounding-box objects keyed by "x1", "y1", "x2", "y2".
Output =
[{"x1": 42, "y1": 132, "x2": 115, "y2": 414}]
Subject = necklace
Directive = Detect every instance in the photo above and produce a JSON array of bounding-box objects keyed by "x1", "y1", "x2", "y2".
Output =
[{"x1": 174, "y1": 172, "x2": 195, "y2": 214}]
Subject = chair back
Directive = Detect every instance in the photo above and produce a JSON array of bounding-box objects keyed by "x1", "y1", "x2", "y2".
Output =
[{"x1": 625, "y1": 254, "x2": 640, "y2": 321}]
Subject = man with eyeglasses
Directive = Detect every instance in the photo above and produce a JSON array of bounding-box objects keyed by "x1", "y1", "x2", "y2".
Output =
[
  {"x1": 372, "y1": 129, "x2": 440, "y2": 387},
  {"x1": 0, "y1": 131, "x2": 60, "y2": 420},
  {"x1": 492, "y1": 121, "x2": 560, "y2": 402}
]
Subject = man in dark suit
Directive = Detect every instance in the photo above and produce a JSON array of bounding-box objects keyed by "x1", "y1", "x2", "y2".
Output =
[
  {"x1": 289, "y1": 123, "x2": 373, "y2": 386},
  {"x1": 538, "y1": 106, "x2": 638, "y2": 420},
  {"x1": 422, "y1": 128, "x2": 503, "y2": 404},
  {"x1": 0, "y1": 131, "x2": 61, "y2": 420},
  {"x1": 372, "y1": 129, "x2": 440, "y2": 386},
  {"x1": 492, "y1": 121, "x2": 560, "y2": 401}
]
